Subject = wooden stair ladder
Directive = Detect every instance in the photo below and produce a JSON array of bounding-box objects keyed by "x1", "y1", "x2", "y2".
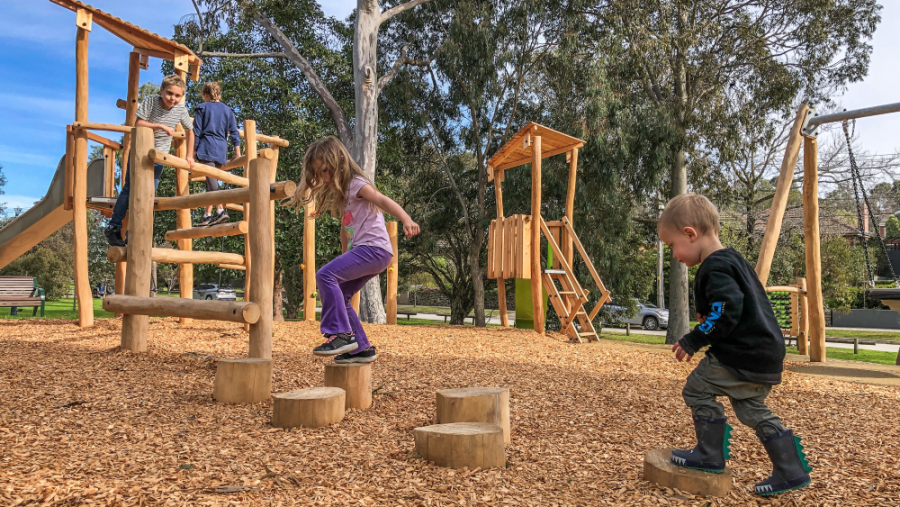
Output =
[{"x1": 539, "y1": 216, "x2": 611, "y2": 343}]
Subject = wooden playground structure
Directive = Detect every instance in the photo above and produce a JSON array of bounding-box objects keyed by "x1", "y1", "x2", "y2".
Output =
[{"x1": 486, "y1": 123, "x2": 611, "y2": 341}]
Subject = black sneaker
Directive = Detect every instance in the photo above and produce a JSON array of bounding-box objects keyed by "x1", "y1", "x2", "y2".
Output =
[
  {"x1": 208, "y1": 209, "x2": 229, "y2": 226},
  {"x1": 313, "y1": 332, "x2": 358, "y2": 356},
  {"x1": 104, "y1": 225, "x2": 126, "y2": 247},
  {"x1": 335, "y1": 346, "x2": 377, "y2": 364},
  {"x1": 197, "y1": 215, "x2": 214, "y2": 227}
]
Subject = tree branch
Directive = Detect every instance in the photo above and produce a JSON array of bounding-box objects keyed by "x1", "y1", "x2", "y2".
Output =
[
  {"x1": 239, "y1": 0, "x2": 352, "y2": 144},
  {"x1": 380, "y1": 0, "x2": 435, "y2": 24},
  {"x1": 377, "y1": 45, "x2": 438, "y2": 94}
]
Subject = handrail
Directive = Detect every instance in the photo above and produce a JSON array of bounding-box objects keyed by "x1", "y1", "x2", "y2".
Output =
[
  {"x1": 74, "y1": 122, "x2": 186, "y2": 138},
  {"x1": 150, "y1": 150, "x2": 249, "y2": 187},
  {"x1": 238, "y1": 129, "x2": 289, "y2": 147},
  {"x1": 561, "y1": 216, "x2": 611, "y2": 321}
]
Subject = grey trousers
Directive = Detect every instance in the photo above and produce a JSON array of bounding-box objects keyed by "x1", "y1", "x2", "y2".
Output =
[{"x1": 683, "y1": 354, "x2": 787, "y2": 436}]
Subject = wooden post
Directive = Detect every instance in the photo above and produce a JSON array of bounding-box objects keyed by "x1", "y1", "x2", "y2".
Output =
[
  {"x1": 324, "y1": 364, "x2": 372, "y2": 410},
  {"x1": 116, "y1": 52, "x2": 141, "y2": 309},
  {"x1": 494, "y1": 172, "x2": 509, "y2": 327},
  {"x1": 531, "y1": 135, "x2": 544, "y2": 334},
  {"x1": 797, "y1": 278, "x2": 809, "y2": 356},
  {"x1": 248, "y1": 156, "x2": 273, "y2": 359},
  {"x1": 790, "y1": 285, "x2": 800, "y2": 342},
  {"x1": 565, "y1": 148, "x2": 578, "y2": 268},
  {"x1": 803, "y1": 138, "x2": 826, "y2": 362},
  {"x1": 435, "y1": 387, "x2": 510, "y2": 444},
  {"x1": 386, "y1": 222, "x2": 398, "y2": 325},
  {"x1": 64, "y1": 126, "x2": 74, "y2": 211},
  {"x1": 755, "y1": 105, "x2": 809, "y2": 286},
  {"x1": 269, "y1": 147, "x2": 278, "y2": 308},
  {"x1": 103, "y1": 147, "x2": 115, "y2": 198},
  {"x1": 413, "y1": 423, "x2": 506, "y2": 470},
  {"x1": 243, "y1": 120, "x2": 257, "y2": 332},
  {"x1": 121, "y1": 127, "x2": 155, "y2": 351},
  {"x1": 272, "y1": 388, "x2": 345, "y2": 428},
  {"x1": 213, "y1": 358, "x2": 272, "y2": 404},
  {"x1": 303, "y1": 197, "x2": 317, "y2": 321},
  {"x1": 73, "y1": 20, "x2": 93, "y2": 328},
  {"x1": 173, "y1": 66, "x2": 193, "y2": 324}
]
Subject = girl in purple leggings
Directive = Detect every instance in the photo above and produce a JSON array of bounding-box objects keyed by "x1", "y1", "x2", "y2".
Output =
[{"x1": 288, "y1": 137, "x2": 420, "y2": 363}]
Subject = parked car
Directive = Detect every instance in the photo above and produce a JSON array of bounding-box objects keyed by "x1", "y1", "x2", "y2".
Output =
[
  {"x1": 603, "y1": 298, "x2": 669, "y2": 330},
  {"x1": 193, "y1": 283, "x2": 237, "y2": 301}
]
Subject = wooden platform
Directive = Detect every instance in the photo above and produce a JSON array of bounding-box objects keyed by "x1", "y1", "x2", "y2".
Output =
[{"x1": 643, "y1": 448, "x2": 732, "y2": 497}]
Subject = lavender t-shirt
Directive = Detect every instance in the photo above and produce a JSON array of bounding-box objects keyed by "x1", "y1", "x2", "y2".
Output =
[{"x1": 343, "y1": 177, "x2": 393, "y2": 254}]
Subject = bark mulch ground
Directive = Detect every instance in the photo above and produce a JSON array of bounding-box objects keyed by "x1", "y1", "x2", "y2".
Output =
[{"x1": 0, "y1": 318, "x2": 897, "y2": 506}]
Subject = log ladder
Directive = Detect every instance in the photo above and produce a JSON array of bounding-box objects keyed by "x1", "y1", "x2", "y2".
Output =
[{"x1": 103, "y1": 124, "x2": 293, "y2": 358}]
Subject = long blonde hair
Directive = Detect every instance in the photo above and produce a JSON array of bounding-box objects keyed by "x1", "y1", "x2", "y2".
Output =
[{"x1": 286, "y1": 137, "x2": 372, "y2": 217}]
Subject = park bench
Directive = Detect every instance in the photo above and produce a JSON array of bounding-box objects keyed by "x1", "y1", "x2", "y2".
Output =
[
  {"x1": 397, "y1": 310, "x2": 418, "y2": 320},
  {"x1": 436, "y1": 313, "x2": 475, "y2": 324},
  {"x1": 0, "y1": 276, "x2": 45, "y2": 317}
]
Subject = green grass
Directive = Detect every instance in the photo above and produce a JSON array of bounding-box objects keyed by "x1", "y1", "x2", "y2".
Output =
[
  {"x1": 786, "y1": 346, "x2": 899, "y2": 365},
  {"x1": 597, "y1": 331, "x2": 666, "y2": 345},
  {"x1": 823, "y1": 329, "x2": 900, "y2": 342}
]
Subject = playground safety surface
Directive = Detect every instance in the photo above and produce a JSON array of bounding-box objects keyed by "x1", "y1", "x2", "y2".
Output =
[{"x1": 0, "y1": 319, "x2": 897, "y2": 506}]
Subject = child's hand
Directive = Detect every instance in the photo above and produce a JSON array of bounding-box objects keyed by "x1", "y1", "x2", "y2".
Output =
[
  {"x1": 403, "y1": 220, "x2": 420, "y2": 238},
  {"x1": 160, "y1": 125, "x2": 175, "y2": 137},
  {"x1": 672, "y1": 342, "x2": 693, "y2": 362},
  {"x1": 187, "y1": 156, "x2": 195, "y2": 168},
  {"x1": 697, "y1": 312, "x2": 705, "y2": 324}
]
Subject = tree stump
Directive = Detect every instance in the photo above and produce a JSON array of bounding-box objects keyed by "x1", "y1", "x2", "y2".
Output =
[
  {"x1": 272, "y1": 387, "x2": 345, "y2": 428},
  {"x1": 413, "y1": 423, "x2": 505, "y2": 469},
  {"x1": 643, "y1": 448, "x2": 732, "y2": 497},
  {"x1": 213, "y1": 358, "x2": 271, "y2": 404},
  {"x1": 436, "y1": 387, "x2": 510, "y2": 444},
  {"x1": 324, "y1": 363, "x2": 372, "y2": 410}
]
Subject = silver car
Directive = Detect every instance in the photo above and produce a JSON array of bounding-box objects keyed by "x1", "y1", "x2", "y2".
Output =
[
  {"x1": 603, "y1": 298, "x2": 669, "y2": 330},
  {"x1": 193, "y1": 283, "x2": 237, "y2": 301}
]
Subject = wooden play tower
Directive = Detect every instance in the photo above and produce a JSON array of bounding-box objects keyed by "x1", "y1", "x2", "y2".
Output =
[{"x1": 486, "y1": 123, "x2": 610, "y2": 341}]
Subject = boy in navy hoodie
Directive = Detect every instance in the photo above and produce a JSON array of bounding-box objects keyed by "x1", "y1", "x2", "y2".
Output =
[{"x1": 658, "y1": 193, "x2": 812, "y2": 496}]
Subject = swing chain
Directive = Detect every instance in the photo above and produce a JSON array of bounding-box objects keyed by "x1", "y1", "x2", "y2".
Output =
[{"x1": 841, "y1": 120, "x2": 900, "y2": 289}]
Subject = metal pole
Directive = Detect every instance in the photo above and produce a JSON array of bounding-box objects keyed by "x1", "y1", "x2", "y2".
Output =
[{"x1": 806, "y1": 102, "x2": 900, "y2": 129}]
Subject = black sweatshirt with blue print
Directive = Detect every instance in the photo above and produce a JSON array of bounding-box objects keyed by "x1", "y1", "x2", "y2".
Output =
[{"x1": 678, "y1": 248, "x2": 785, "y2": 384}]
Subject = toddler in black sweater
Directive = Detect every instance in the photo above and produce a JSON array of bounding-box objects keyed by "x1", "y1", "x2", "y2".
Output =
[{"x1": 658, "y1": 193, "x2": 812, "y2": 496}]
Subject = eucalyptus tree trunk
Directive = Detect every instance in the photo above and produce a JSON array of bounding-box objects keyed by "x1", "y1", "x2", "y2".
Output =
[
  {"x1": 352, "y1": 1, "x2": 387, "y2": 324},
  {"x1": 665, "y1": 150, "x2": 690, "y2": 344}
]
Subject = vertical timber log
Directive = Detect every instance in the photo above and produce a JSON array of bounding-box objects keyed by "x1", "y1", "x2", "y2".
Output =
[
  {"x1": 494, "y1": 172, "x2": 509, "y2": 327},
  {"x1": 755, "y1": 105, "x2": 809, "y2": 285},
  {"x1": 803, "y1": 138, "x2": 826, "y2": 362},
  {"x1": 798, "y1": 278, "x2": 809, "y2": 356},
  {"x1": 565, "y1": 148, "x2": 578, "y2": 268},
  {"x1": 174, "y1": 67, "x2": 192, "y2": 323},
  {"x1": 248, "y1": 157, "x2": 273, "y2": 359},
  {"x1": 386, "y1": 222, "x2": 398, "y2": 325},
  {"x1": 117, "y1": 52, "x2": 141, "y2": 308},
  {"x1": 73, "y1": 22, "x2": 92, "y2": 327},
  {"x1": 243, "y1": 120, "x2": 257, "y2": 332},
  {"x1": 531, "y1": 135, "x2": 544, "y2": 334},
  {"x1": 121, "y1": 127, "x2": 155, "y2": 351},
  {"x1": 303, "y1": 196, "x2": 317, "y2": 321}
]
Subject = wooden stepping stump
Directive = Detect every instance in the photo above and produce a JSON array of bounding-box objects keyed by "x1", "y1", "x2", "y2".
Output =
[
  {"x1": 413, "y1": 422, "x2": 505, "y2": 469},
  {"x1": 436, "y1": 387, "x2": 510, "y2": 444},
  {"x1": 324, "y1": 363, "x2": 372, "y2": 410},
  {"x1": 272, "y1": 387, "x2": 345, "y2": 428},
  {"x1": 643, "y1": 448, "x2": 732, "y2": 497},
  {"x1": 213, "y1": 358, "x2": 271, "y2": 404}
]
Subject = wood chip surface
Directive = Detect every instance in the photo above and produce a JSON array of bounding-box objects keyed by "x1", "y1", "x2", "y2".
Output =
[{"x1": 0, "y1": 318, "x2": 898, "y2": 506}]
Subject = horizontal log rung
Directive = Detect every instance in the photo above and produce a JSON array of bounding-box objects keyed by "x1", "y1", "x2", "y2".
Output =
[
  {"x1": 107, "y1": 246, "x2": 245, "y2": 266},
  {"x1": 103, "y1": 295, "x2": 260, "y2": 324},
  {"x1": 165, "y1": 221, "x2": 249, "y2": 241}
]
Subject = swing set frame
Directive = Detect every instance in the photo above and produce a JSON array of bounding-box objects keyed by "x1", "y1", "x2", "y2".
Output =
[{"x1": 756, "y1": 102, "x2": 900, "y2": 363}]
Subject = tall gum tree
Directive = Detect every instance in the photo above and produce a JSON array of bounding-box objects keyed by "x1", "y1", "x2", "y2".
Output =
[
  {"x1": 577, "y1": 0, "x2": 882, "y2": 342},
  {"x1": 192, "y1": 0, "x2": 438, "y2": 322}
]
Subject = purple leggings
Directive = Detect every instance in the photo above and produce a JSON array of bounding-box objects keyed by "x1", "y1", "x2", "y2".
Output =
[{"x1": 317, "y1": 245, "x2": 393, "y2": 353}]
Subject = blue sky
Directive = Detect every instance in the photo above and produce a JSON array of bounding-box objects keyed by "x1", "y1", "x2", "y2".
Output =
[{"x1": 1, "y1": 0, "x2": 897, "y2": 211}]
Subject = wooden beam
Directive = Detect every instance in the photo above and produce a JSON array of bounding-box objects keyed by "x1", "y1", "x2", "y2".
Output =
[
  {"x1": 165, "y1": 221, "x2": 249, "y2": 241},
  {"x1": 494, "y1": 174, "x2": 508, "y2": 327},
  {"x1": 75, "y1": 8, "x2": 92, "y2": 31},
  {"x1": 121, "y1": 127, "x2": 155, "y2": 351},
  {"x1": 225, "y1": 203, "x2": 244, "y2": 212},
  {"x1": 150, "y1": 150, "x2": 249, "y2": 187},
  {"x1": 86, "y1": 131, "x2": 122, "y2": 150},
  {"x1": 755, "y1": 104, "x2": 809, "y2": 286},
  {"x1": 531, "y1": 136, "x2": 544, "y2": 334},
  {"x1": 764, "y1": 286, "x2": 804, "y2": 294},
  {"x1": 218, "y1": 263, "x2": 247, "y2": 271},
  {"x1": 494, "y1": 142, "x2": 585, "y2": 172},
  {"x1": 64, "y1": 125, "x2": 74, "y2": 211},
  {"x1": 173, "y1": 64, "x2": 194, "y2": 325},
  {"x1": 565, "y1": 148, "x2": 578, "y2": 267},
  {"x1": 803, "y1": 137, "x2": 826, "y2": 362},
  {"x1": 117, "y1": 52, "x2": 141, "y2": 313},
  {"x1": 173, "y1": 50, "x2": 190, "y2": 77},
  {"x1": 139, "y1": 54, "x2": 149, "y2": 70},
  {"x1": 386, "y1": 222, "x2": 398, "y2": 325},
  {"x1": 248, "y1": 156, "x2": 274, "y2": 359},
  {"x1": 103, "y1": 147, "x2": 115, "y2": 198},
  {"x1": 104, "y1": 295, "x2": 260, "y2": 324},
  {"x1": 108, "y1": 246, "x2": 244, "y2": 266},
  {"x1": 797, "y1": 277, "x2": 809, "y2": 356},
  {"x1": 73, "y1": 24, "x2": 93, "y2": 328},
  {"x1": 243, "y1": 120, "x2": 257, "y2": 333},
  {"x1": 238, "y1": 129, "x2": 290, "y2": 147},
  {"x1": 304, "y1": 195, "x2": 316, "y2": 321},
  {"x1": 116, "y1": 99, "x2": 127, "y2": 110},
  {"x1": 130, "y1": 46, "x2": 173, "y2": 62}
]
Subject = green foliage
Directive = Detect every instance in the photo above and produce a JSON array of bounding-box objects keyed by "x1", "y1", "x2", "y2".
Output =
[
  {"x1": 2, "y1": 246, "x2": 71, "y2": 300},
  {"x1": 886, "y1": 215, "x2": 900, "y2": 238}
]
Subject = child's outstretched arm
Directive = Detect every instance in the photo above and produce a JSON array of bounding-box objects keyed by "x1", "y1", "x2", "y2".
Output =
[
  {"x1": 677, "y1": 269, "x2": 744, "y2": 359},
  {"x1": 357, "y1": 184, "x2": 420, "y2": 237}
]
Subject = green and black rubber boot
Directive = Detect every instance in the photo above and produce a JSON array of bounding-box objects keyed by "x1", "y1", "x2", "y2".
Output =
[
  {"x1": 670, "y1": 416, "x2": 732, "y2": 473},
  {"x1": 754, "y1": 427, "x2": 812, "y2": 496}
]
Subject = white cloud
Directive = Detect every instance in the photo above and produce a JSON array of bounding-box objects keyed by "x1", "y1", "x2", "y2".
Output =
[{"x1": 0, "y1": 145, "x2": 62, "y2": 169}]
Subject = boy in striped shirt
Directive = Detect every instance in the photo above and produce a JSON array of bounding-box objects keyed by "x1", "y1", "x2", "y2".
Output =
[{"x1": 105, "y1": 74, "x2": 194, "y2": 246}]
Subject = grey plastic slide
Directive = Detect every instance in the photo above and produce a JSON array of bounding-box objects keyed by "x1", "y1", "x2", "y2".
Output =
[{"x1": 0, "y1": 156, "x2": 108, "y2": 269}]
